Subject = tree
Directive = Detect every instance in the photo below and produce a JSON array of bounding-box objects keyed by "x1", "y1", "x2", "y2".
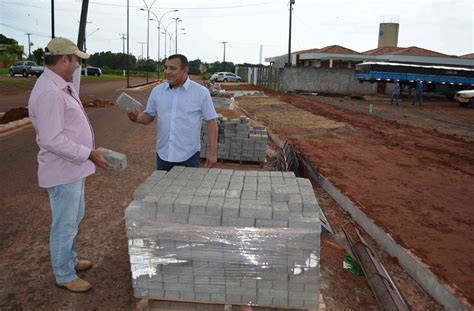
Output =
[
  {"x1": 188, "y1": 59, "x2": 202, "y2": 75},
  {"x1": 0, "y1": 35, "x2": 24, "y2": 66},
  {"x1": 88, "y1": 51, "x2": 137, "y2": 70},
  {"x1": 0, "y1": 34, "x2": 18, "y2": 45},
  {"x1": 31, "y1": 48, "x2": 45, "y2": 65}
]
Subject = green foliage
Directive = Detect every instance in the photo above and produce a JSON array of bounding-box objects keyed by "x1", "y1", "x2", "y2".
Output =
[
  {"x1": 207, "y1": 61, "x2": 235, "y2": 73},
  {"x1": 0, "y1": 34, "x2": 18, "y2": 45},
  {"x1": 136, "y1": 59, "x2": 157, "y2": 72},
  {"x1": 88, "y1": 51, "x2": 137, "y2": 70},
  {"x1": 31, "y1": 48, "x2": 45, "y2": 65},
  {"x1": 188, "y1": 59, "x2": 202, "y2": 75}
]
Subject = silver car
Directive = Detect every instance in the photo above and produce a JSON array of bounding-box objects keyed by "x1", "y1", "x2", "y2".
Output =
[
  {"x1": 454, "y1": 90, "x2": 474, "y2": 107},
  {"x1": 210, "y1": 72, "x2": 241, "y2": 82}
]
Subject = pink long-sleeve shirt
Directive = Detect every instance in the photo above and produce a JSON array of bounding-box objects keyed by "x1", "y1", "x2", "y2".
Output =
[{"x1": 28, "y1": 67, "x2": 95, "y2": 188}]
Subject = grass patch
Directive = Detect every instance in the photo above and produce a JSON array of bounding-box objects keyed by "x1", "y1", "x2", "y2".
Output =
[
  {"x1": 0, "y1": 68, "x2": 10, "y2": 75},
  {"x1": 0, "y1": 78, "x2": 36, "y2": 91},
  {"x1": 81, "y1": 74, "x2": 126, "y2": 81}
]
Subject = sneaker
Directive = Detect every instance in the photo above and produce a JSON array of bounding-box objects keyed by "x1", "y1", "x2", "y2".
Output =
[
  {"x1": 75, "y1": 259, "x2": 93, "y2": 271},
  {"x1": 57, "y1": 277, "x2": 92, "y2": 292}
]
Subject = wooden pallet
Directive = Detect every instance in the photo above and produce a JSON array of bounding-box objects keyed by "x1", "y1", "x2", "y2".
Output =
[{"x1": 137, "y1": 295, "x2": 325, "y2": 311}]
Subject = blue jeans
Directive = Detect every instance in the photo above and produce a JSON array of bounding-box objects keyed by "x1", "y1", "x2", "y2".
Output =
[
  {"x1": 47, "y1": 178, "x2": 85, "y2": 284},
  {"x1": 156, "y1": 151, "x2": 200, "y2": 171},
  {"x1": 412, "y1": 92, "x2": 423, "y2": 105},
  {"x1": 391, "y1": 94, "x2": 399, "y2": 105}
]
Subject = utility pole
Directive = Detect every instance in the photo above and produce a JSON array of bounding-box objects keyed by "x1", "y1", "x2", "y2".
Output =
[
  {"x1": 259, "y1": 44, "x2": 263, "y2": 64},
  {"x1": 51, "y1": 0, "x2": 55, "y2": 38},
  {"x1": 287, "y1": 0, "x2": 295, "y2": 66},
  {"x1": 26, "y1": 33, "x2": 32, "y2": 57},
  {"x1": 120, "y1": 33, "x2": 127, "y2": 76},
  {"x1": 77, "y1": 0, "x2": 89, "y2": 52},
  {"x1": 127, "y1": 0, "x2": 130, "y2": 87},
  {"x1": 222, "y1": 41, "x2": 228, "y2": 71}
]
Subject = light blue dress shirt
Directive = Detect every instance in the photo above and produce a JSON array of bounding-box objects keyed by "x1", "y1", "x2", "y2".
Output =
[{"x1": 145, "y1": 78, "x2": 217, "y2": 162}]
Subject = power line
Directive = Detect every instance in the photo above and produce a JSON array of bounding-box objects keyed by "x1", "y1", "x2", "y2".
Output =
[
  {"x1": 0, "y1": 23, "x2": 50, "y2": 38},
  {"x1": 88, "y1": 0, "x2": 280, "y2": 10}
]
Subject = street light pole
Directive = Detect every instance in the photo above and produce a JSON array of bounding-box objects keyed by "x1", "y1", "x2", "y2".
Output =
[
  {"x1": 162, "y1": 32, "x2": 167, "y2": 59},
  {"x1": 142, "y1": 0, "x2": 156, "y2": 83},
  {"x1": 177, "y1": 32, "x2": 186, "y2": 52},
  {"x1": 222, "y1": 41, "x2": 227, "y2": 71},
  {"x1": 287, "y1": 0, "x2": 295, "y2": 66},
  {"x1": 163, "y1": 20, "x2": 177, "y2": 57},
  {"x1": 171, "y1": 28, "x2": 185, "y2": 53},
  {"x1": 172, "y1": 17, "x2": 181, "y2": 54},
  {"x1": 148, "y1": 9, "x2": 178, "y2": 79},
  {"x1": 138, "y1": 41, "x2": 146, "y2": 60}
]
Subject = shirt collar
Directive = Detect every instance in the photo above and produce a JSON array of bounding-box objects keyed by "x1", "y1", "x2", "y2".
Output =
[
  {"x1": 44, "y1": 67, "x2": 77, "y2": 97},
  {"x1": 44, "y1": 67, "x2": 67, "y2": 88},
  {"x1": 167, "y1": 76, "x2": 190, "y2": 91}
]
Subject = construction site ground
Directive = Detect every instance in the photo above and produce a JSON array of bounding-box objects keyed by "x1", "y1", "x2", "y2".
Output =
[
  {"x1": 225, "y1": 83, "x2": 474, "y2": 309},
  {"x1": 0, "y1": 78, "x2": 470, "y2": 309}
]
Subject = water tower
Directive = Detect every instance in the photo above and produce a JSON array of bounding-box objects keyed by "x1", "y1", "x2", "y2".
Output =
[{"x1": 378, "y1": 17, "x2": 399, "y2": 47}]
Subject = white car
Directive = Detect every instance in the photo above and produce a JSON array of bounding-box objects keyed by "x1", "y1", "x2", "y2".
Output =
[
  {"x1": 210, "y1": 72, "x2": 241, "y2": 82},
  {"x1": 454, "y1": 90, "x2": 474, "y2": 107}
]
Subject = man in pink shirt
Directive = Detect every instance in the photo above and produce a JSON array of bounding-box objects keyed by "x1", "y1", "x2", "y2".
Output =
[{"x1": 28, "y1": 37, "x2": 111, "y2": 292}]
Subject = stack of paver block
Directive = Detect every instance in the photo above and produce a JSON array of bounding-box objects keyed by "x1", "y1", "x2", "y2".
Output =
[
  {"x1": 201, "y1": 115, "x2": 267, "y2": 163},
  {"x1": 126, "y1": 166, "x2": 321, "y2": 309}
]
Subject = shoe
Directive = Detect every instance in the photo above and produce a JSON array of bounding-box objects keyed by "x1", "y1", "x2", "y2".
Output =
[
  {"x1": 75, "y1": 259, "x2": 93, "y2": 271},
  {"x1": 57, "y1": 277, "x2": 92, "y2": 292}
]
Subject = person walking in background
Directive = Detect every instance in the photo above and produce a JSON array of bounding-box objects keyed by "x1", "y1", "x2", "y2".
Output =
[
  {"x1": 28, "y1": 37, "x2": 111, "y2": 293},
  {"x1": 128, "y1": 54, "x2": 218, "y2": 171},
  {"x1": 391, "y1": 80, "x2": 400, "y2": 106},
  {"x1": 412, "y1": 80, "x2": 423, "y2": 106}
]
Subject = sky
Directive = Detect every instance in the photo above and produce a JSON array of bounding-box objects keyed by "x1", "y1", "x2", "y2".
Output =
[{"x1": 1, "y1": 0, "x2": 473, "y2": 65}]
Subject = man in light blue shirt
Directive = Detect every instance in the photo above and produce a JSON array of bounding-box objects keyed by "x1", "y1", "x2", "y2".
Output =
[
  {"x1": 128, "y1": 54, "x2": 217, "y2": 171},
  {"x1": 391, "y1": 80, "x2": 400, "y2": 106}
]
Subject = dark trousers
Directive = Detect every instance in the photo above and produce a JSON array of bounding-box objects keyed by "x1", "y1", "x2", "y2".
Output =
[{"x1": 156, "y1": 151, "x2": 200, "y2": 171}]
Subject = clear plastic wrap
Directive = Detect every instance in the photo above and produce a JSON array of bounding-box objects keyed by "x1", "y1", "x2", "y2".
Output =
[{"x1": 126, "y1": 167, "x2": 321, "y2": 309}]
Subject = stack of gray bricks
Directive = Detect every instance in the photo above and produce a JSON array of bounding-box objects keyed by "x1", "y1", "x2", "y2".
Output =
[
  {"x1": 126, "y1": 166, "x2": 321, "y2": 309},
  {"x1": 201, "y1": 115, "x2": 267, "y2": 163}
]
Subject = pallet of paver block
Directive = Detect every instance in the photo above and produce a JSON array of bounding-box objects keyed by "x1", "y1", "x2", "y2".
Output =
[
  {"x1": 138, "y1": 294, "x2": 325, "y2": 310},
  {"x1": 200, "y1": 115, "x2": 268, "y2": 163},
  {"x1": 126, "y1": 166, "x2": 321, "y2": 309}
]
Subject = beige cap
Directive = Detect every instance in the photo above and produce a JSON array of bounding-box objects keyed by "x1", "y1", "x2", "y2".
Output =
[{"x1": 45, "y1": 37, "x2": 89, "y2": 59}]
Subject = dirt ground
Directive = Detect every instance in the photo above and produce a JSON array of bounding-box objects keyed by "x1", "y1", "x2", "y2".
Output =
[
  {"x1": 233, "y1": 87, "x2": 474, "y2": 308},
  {"x1": 1, "y1": 78, "x2": 470, "y2": 309},
  {"x1": 0, "y1": 79, "x2": 383, "y2": 310}
]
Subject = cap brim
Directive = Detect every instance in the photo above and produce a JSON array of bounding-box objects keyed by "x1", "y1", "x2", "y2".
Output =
[{"x1": 74, "y1": 50, "x2": 90, "y2": 59}]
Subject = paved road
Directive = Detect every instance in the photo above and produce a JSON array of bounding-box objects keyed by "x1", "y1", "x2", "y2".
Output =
[
  {"x1": 0, "y1": 80, "x2": 156, "y2": 251},
  {"x1": 0, "y1": 77, "x2": 153, "y2": 112}
]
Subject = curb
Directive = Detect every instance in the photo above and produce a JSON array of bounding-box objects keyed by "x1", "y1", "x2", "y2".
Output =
[{"x1": 0, "y1": 117, "x2": 32, "y2": 137}]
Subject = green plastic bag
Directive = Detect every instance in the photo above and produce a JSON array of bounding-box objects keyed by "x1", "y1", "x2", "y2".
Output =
[{"x1": 343, "y1": 255, "x2": 364, "y2": 276}]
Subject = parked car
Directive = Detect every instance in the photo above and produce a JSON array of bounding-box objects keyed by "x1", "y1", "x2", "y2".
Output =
[
  {"x1": 81, "y1": 67, "x2": 102, "y2": 76},
  {"x1": 210, "y1": 72, "x2": 241, "y2": 82},
  {"x1": 454, "y1": 89, "x2": 474, "y2": 107},
  {"x1": 9, "y1": 61, "x2": 44, "y2": 77}
]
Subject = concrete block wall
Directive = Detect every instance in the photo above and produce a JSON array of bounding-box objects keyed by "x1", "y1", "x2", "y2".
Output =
[
  {"x1": 279, "y1": 67, "x2": 377, "y2": 95},
  {"x1": 125, "y1": 167, "x2": 321, "y2": 309},
  {"x1": 201, "y1": 115, "x2": 267, "y2": 163}
]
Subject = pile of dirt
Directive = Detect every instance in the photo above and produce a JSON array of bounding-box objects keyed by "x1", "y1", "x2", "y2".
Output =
[
  {"x1": 0, "y1": 107, "x2": 28, "y2": 124},
  {"x1": 82, "y1": 99, "x2": 115, "y2": 108},
  {"x1": 215, "y1": 107, "x2": 242, "y2": 120}
]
